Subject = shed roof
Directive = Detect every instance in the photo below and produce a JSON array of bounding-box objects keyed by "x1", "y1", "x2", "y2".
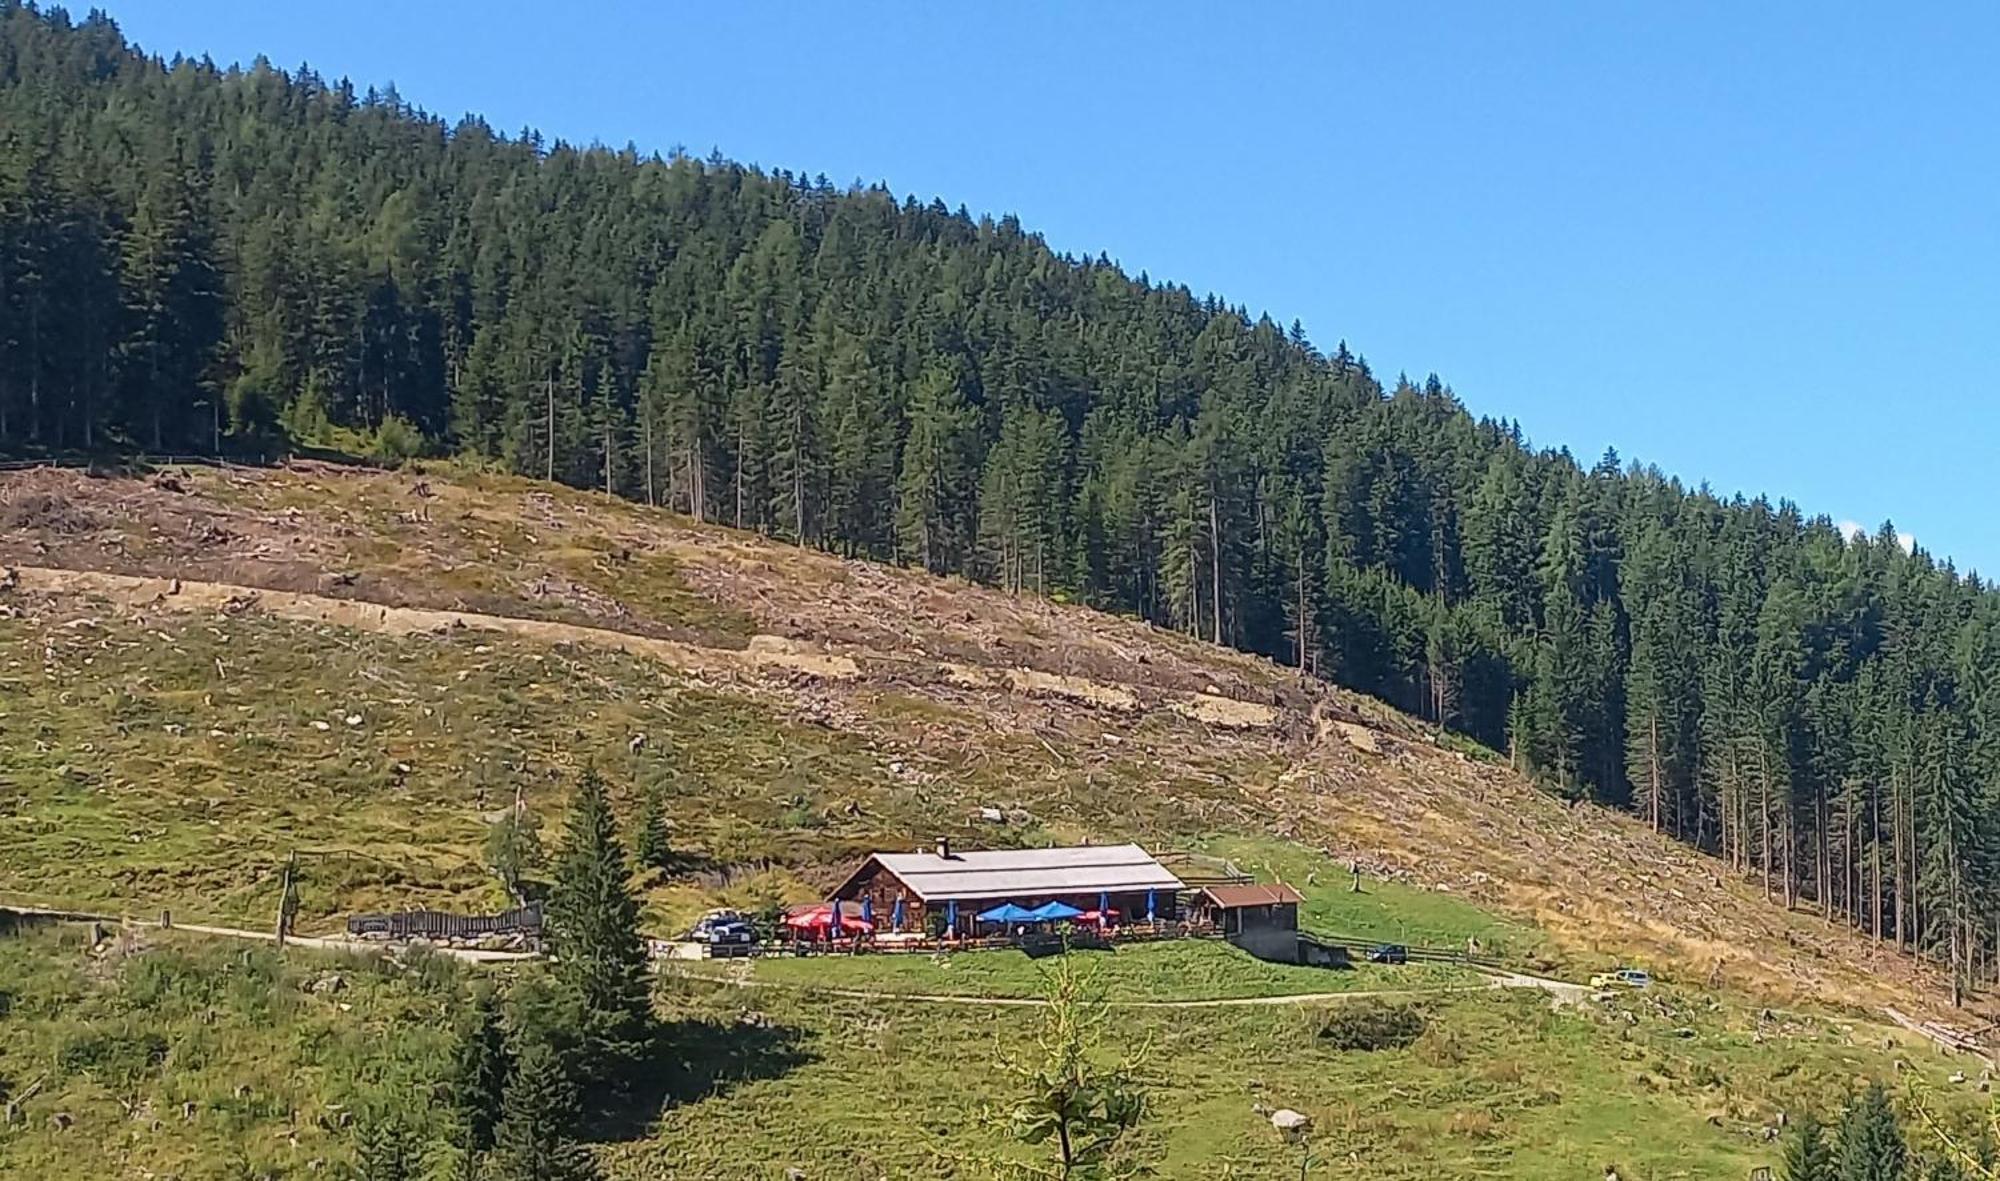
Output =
[
  {"x1": 845, "y1": 843, "x2": 1185, "y2": 902},
  {"x1": 1197, "y1": 883, "x2": 1305, "y2": 908}
]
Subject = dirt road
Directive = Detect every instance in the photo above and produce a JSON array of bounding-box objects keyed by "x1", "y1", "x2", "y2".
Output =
[
  {"x1": 1, "y1": 902, "x2": 537, "y2": 964},
  {"x1": 666, "y1": 965, "x2": 1586, "y2": 1009},
  {"x1": 1, "y1": 563, "x2": 1281, "y2": 728}
]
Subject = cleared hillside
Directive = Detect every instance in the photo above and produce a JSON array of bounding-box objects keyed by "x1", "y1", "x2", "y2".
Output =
[{"x1": 0, "y1": 460, "x2": 1977, "y2": 1028}]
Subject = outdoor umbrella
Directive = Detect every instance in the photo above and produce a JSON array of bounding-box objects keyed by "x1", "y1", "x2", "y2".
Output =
[
  {"x1": 1098, "y1": 890, "x2": 1111, "y2": 926},
  {"x1": 783, "y1": 904, "x2": 873, "y2": 936},
  {"x1": 891, "y1": 897, "x2": 906, "y2": 931},
  {"x1": 945, "y1": 899, "x2": 958, "y2": 934},
  {"x1": 783, "y1": 905, "x2": 832, "y2": 935},
  {"x1": 1027, "y1": 901, "x2": 1082, "y2": 922},
  {"x1": 861, "y1": 896, "x2": 874, "y2": 927},
  {"x1": 976, "y1": 902, "x2": 1036, "y2": 924},
  {"x1": 1145, "y1": 888, "x2": 1157, "y2": 922}
]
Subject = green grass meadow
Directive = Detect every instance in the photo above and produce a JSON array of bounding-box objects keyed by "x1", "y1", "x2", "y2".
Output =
[{"x1": 737, "y1": 938, "x2": 1478, "y2": 1002}]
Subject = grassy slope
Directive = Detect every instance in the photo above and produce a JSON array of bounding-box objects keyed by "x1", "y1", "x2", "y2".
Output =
[
  {"x1": 634, "y1": 971, "x2": 1975, "y2": 1181},
  {"x1": 0, "y1": 461, "x2": 1994, "y2": 1177},
  {"x1": 0, "y1": 461, "x2": 1955, "y2": 1018},
  {"x1": 735, "y1": 939, "x2": 1478, "y2": 1001},
  {"x1": 0, "y1": 927, "x2": 464, "y2": 1181},
  {"x1": 3, "y1": 925, "x2": 1975, "y2": 1181}
]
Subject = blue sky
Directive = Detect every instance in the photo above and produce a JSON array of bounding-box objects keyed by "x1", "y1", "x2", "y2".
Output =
[{"x1": 113, "y1": 2, "x2": 2000, "y2": 573}]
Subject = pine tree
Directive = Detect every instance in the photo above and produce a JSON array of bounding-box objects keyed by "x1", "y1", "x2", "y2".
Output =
[
  {"x1": 485, "y1": 1036, "x2": 600, "y2": 1181},
  {"x1": 894, "y1": 364, "x2": 977, "y2": 573},
  {"x1": 546, "y1": 767, "x2": 651, "y2": 1067},
  {"x1": 1783, "y1": 1110, "x2": 1836, "y2": 1181},
  {"x1": 353, "y1": 1108, "x2": 424, "y2": 1181},
  {"x1": 1837, "y1": 1083, "x2": 1907, "y2": 1181},
  {"x1": 450, "y1": 984, "x2": 510, "y2": 1154},
  {"x1": 632, "y1": 779, "x2": 673, "y2": 874}
]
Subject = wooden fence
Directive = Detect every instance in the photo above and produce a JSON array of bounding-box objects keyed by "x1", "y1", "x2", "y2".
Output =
[
  {"x1": 1304, "y1": 929, "x2": 1507, "y2": 970},
  {"x1": 345, "y1": 904, "x2": 541, "y2": 941}
]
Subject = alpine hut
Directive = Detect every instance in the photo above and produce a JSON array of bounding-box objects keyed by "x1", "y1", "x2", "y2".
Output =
[{"x1": 831, "y1": 838, "x2": 1186, "y2": 938}]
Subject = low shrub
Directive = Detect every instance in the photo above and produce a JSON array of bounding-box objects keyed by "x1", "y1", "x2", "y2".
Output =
[
  {"x1": 59, "y1": 1028, "x2": 170, "y2": 1087},
  {"x1": 1315, "y1": 1001, "x2": 1425, "y2": 1052}
]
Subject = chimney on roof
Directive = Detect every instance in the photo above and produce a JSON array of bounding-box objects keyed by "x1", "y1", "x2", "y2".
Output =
[{"x1": 936, "y1": 836, "x2": 952, "y2": 860}]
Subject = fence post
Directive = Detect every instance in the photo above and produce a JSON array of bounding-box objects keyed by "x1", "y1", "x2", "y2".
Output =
[{"x1": 275, "y1": 852, "x2": 299, "y2": 948}]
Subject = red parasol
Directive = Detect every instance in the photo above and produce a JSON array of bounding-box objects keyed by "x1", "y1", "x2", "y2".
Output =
[{"x1": 783, "y1": 903, "x2": 873, "y2": 934}]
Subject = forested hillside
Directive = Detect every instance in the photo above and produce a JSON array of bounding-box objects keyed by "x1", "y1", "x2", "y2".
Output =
[{"x1": 4, "y1": 4, "x2": 1999, "y2": 991}]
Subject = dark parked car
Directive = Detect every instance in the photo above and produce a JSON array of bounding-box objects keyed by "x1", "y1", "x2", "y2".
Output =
[
  {"x1": 1367, "y1": 943, "x2": 1408, "y2": 965},
  {"x1": 688, "y1": 910, "x2": 758, "y2": 949}
]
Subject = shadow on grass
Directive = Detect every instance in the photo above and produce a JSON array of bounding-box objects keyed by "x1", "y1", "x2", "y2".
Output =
[
  {"x1": 1020, "y1": 930, "x2": 1115, "y2": 958},
  {"x1": 588, "y1": 1015, "x2": 816, "y2": 1142}
]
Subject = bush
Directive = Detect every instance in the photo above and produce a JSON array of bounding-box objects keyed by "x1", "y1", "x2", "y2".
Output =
[
  {"x1": 394, "y1": 943, "x2": 463, "y2": 996},
  {"x1": 370, "y1": 414, "x2": 426, "y2": 465},
  {"x1": 121, "y1": 951, "x2": 219, "y2": 1012},
  {"x1": 1315, "y1": 1001, "x2": 1426, "y2": 1052},
  {"x1": 59, "y1": 1028, "x2": 169, "y2": 1087}
]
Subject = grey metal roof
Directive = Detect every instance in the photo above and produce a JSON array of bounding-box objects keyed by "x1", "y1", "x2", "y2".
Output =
[{"x1": 863, "y1": 844, "x2": 1185, "y2": 902}]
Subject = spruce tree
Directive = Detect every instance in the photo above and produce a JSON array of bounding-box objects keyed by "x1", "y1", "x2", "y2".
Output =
[
  {"x1": 1837, "y1": 1083, "x2": 1908, "y2": 1181},
  {"x1": 486, "y1": 1036, "x2": 600, "y2": 1181},
  {"x1": 353, "y1": 1108, "x2": 424, "y2": 1181},
  {"x1": 450, "y1": 984, "x2": 510, "y2": 1154},
  {"x1": 546, "y1": 767, "x2": 651, "y2": 1066},
  {"x1": 632, "y1": 780, "x2": 673, "y2": 874},
  {"x1": 1783, "y1": 1110, "x2": 1835, "y2": 1181}
]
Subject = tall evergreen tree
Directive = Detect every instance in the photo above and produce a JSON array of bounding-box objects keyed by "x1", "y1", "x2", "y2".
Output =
[
  {"x1": 353, "y1": 1108, "x2": 425, "y2": 1181},
  {"x1": 546, "y1": 767, "x2": 651, "y2": 1067},
  {"x1": 632, "y1": 779, "x2": 673, "y2": 875},
  {"x1": 450, "y1": 984, "x2": 510, "y2": 1155},
  {"x1": 1838, "y1": 1083, "x2": 1908, "y2": 1181},
  {"x1": 486, "y1": 1036, "x2": 601, "y2": 1181},
  {"x1": 1784, "y1": 1110, "x2": 1836, "y2": 1181}
]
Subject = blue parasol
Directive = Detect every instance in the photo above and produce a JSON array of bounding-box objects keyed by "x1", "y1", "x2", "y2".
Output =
[
  {"x1": 1027, "y1": 901, "x2": 1082, "y2": 922},
  {"x1": 861, "y1": 896, "x2": 874, "y2": 927},
  {"x1": 946, "y1": 899, "x2": 958, "y2": 933},
  {"x1": 1145, "y1": 888, "x2": 1157, "y2": 922},
  {"x1": 892, "y1": 896, "x2": 906, "y2": 931},
  {"x1": 976, "y1": 902, "x2": 1037, "y2": 924},
  {"x1": 1099, "y1": 890, "x2": 1111, "y2": 922}
]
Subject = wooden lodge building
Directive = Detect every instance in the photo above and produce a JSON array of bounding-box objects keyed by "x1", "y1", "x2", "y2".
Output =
[
  {"x1": 831, "y1": 838, "x2": 1186, "y2": 937},
  {"x1": 1189, "y1": 883, "x2": 1304, "y2": 937}
]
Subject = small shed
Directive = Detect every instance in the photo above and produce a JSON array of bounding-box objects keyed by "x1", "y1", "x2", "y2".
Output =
[{"x1": 1192, "y1": 883, "x2": 1304, "y2": 936}]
